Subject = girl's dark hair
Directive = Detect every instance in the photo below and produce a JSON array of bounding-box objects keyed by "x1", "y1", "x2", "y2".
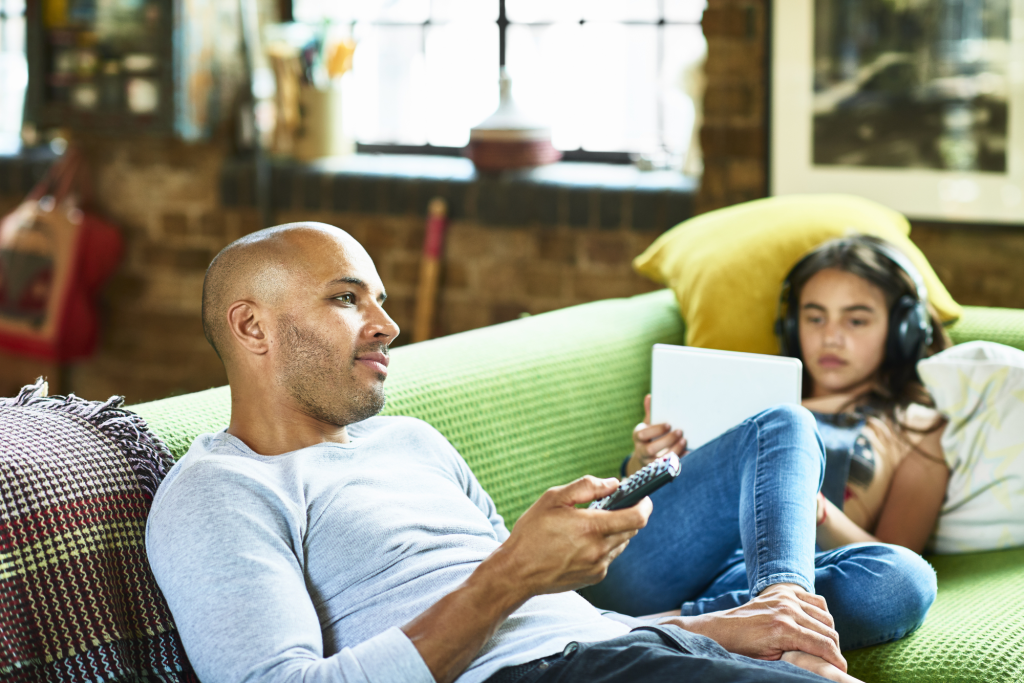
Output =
[{"x1": 786, "y1": 234, "x2": 950, "y2": 429}]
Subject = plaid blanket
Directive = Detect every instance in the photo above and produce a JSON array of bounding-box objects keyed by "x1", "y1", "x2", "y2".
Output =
[{"x1": 0, "y1": 380, "x2": 196, "y2": 682}]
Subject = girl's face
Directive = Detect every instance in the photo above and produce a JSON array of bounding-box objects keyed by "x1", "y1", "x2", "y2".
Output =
[{"x1": 798, "y1": 268, "x2": 889, "y2": 399}]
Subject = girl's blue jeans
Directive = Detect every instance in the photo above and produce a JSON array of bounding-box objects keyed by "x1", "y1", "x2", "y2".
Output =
[{"x1": 581, "y1": 405, "x2": 936, "y2": 651}]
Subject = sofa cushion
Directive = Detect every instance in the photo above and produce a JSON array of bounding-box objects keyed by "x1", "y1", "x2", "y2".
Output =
[
  {"x1": 846, "y1": 546, "x2": 1024, "y2": 682},
  {"x1": 0, "y1": 380, "x2": 196, "y2": 682},
  {"x1": 918, "y1": 341, "x2": 1024, "y2": 554},
  {"x1": 632, "y1": 193, "x2": 962, "y2": 355}
]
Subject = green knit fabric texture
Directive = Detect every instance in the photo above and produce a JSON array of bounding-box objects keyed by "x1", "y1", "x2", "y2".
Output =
[
  {"x1": 133, "y1": 384, "x2": 231, "y2": 460},
  {"x1": 130, "y1": 289, "x2": 1024, "y2": 683},
  {"x1": 846, "y1": 547, "x2": 1024, "y2": 683},
  {"x1": 948, "y1": 305, "x2": 1024, "y2": 351}
]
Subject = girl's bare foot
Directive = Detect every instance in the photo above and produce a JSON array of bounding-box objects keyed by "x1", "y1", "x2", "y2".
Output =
[{"x1": 781, "y1": 651, "x2": 864, "y2": 683}]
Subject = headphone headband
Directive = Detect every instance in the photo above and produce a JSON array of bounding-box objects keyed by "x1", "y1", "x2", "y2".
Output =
[{"x1": 867, "y1": 241, "x2": 929, "y2": 307}]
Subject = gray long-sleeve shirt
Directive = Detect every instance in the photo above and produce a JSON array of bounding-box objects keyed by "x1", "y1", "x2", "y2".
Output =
[{"x1": 146, "y1": 416, "x2": 633, "y2": 683}]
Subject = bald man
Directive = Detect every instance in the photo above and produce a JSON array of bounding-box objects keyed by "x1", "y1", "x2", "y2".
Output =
[{"x1": 146, "y1": 223, "x2": 862, "y2": 683}]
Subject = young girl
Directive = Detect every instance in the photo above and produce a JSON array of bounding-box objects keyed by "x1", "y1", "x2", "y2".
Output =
[
  {"x1": 583, "y1": 235, "x2": 943, "y2": 656},
  {"x1": 628, "y1": 234, "x2": 950, "y2": 554}
]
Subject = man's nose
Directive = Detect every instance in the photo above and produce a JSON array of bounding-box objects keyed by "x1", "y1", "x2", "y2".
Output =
[{"x1": 371, "y1": 304, "x2": 400, "y2": 342}]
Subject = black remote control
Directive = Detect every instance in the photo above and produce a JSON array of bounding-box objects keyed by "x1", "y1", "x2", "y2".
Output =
[{"x1": 589, "y1": 453, "x2": 681, "y2": 511}]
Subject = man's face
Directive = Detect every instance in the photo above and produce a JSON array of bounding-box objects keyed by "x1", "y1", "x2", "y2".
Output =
[{"x1": 273, "y1": 232, "x2": 400, "y2": 427}]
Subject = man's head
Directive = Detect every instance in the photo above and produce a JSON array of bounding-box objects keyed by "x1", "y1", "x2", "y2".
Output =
[{"x1": 202, "y1": 223, "x2": 399, "y2": 428}]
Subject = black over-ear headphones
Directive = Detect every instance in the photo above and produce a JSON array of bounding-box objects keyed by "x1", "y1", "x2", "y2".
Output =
[{"x1": 775, "y1": 239, "x2": 934, "y2": 367}]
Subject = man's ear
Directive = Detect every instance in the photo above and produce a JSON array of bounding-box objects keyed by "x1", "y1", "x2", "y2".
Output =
[{"x1": 226, "y1": 300, "x2": 270, "y2": 356}]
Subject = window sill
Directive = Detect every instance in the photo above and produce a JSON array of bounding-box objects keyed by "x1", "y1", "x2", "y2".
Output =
[
  {"x1": 221, "y1": 154, "x2": 697, "y2": 232},
  {"x1": 0, "y1": 151, "x2": 698, "y2": 232}
]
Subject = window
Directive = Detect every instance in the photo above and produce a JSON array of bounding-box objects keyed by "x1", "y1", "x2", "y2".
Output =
[
  {"x1": 293, "y1": 0, "x2": 707, "y2": 166},
  {"x1": 0, "y1": 0, "x2": 27, "y2": 154}
]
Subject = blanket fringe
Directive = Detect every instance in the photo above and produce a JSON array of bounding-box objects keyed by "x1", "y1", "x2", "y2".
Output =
[{"x1": 3, "y1": 377, "x2": 175, "y2": 501}]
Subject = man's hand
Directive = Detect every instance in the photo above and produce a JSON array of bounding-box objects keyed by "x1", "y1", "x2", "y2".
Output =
[
  {"x1": 667, "y1": 583, "x2": 847, "y2": 673},
  {"x1": 781, "y1": 652, "x2": 864, "y2": 683},
  {"x1": 628, "y1": 394, "x2": 687, "y2": 477},
  {"x1": 491, "y1": 476, "x2": 653, "y2": 599},
  {"x1": 403, "y1": 476, "x2": 652, "y2": 683}
]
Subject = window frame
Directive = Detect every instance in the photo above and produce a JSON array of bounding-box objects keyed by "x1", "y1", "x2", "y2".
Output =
[{"x1": 296, "y1": 0, "x2": 703, "y2": 164}]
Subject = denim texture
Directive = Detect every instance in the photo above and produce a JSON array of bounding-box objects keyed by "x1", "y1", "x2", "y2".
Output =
[
  {"x1": 484, "y1": 625, "x2": 824, "y2": 683},
  {"x1": 582, "y1": 405, "x2": 936, "y2": 651}
]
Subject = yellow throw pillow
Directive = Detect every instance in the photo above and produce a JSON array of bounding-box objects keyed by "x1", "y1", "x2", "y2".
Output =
[{"x1": 633, "y1": 194, "x2": 962, "y2": 355}]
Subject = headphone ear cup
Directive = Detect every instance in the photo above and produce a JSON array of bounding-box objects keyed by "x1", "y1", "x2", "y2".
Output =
[
  {"x1": 887, "y1": 295, "x2": 928, "y2": 365},
  {"x1": 782, "y1": 310, "x2": 801, "y2": 358}
]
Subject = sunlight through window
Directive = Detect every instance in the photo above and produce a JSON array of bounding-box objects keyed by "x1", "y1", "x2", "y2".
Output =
[{"x1": 293, "y1": 0, "x2": 706, "y2": 162}]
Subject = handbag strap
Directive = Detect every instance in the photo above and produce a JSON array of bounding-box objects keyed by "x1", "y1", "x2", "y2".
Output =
[{"x1": 26, "y1": 147, "x2": 93, "y2": 206}]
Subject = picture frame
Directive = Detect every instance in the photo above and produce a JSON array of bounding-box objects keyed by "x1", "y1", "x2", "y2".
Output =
[{"x1": 771, "y1": 0, "x2": 1024, "y2": 224}]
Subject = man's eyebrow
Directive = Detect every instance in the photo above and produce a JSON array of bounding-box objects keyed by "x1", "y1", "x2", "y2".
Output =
[{"x1": 327, "y1": 277, "x2": 387, "y2": 303}]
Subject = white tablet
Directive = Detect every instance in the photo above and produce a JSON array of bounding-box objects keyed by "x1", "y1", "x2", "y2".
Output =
[{"x1": 650, "y1": 344, "x2": 803, "y2": 451}]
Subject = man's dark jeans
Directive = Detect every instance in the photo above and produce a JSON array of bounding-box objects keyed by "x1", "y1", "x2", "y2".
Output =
[{"x1": 485, "y1": 625, "x2": 827, "y2": 683}]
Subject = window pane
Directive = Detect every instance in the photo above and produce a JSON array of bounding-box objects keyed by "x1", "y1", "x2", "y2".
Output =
[
  {"x1": 0, "y1": 0, "x2": 26, "y2": 14},
  {"x1": 371, "y1": 0, "x2": 429, "y2": 24},
  {"x1": 664, "y1": 0, "x2": 706, "y2": 23},
  {"x1": 3, "y1": 13, "x2": 25, "y2": 53},
  {"x1": 663, "y1": 24, "x2": 706, "y2": 159},
  {"x1": 507, "y1": 22, "x2": 661, "y2": 153},
  {"x1": 509, "y1": 0, "x2": 702, "y2": 24},
  {"x1": 582, "y1": 0, "x2": 658, "y2": 23},
  {"x1": 292, "y1": 2, "x2": 358, "y2": 24},
  {"x1": 293, "y1": 0, "x2": 429, "y2": 25},
  {"x1": 431, "y1": 0, "x2": 497, "y2": 23},
  {"x1": 423, "y1": 22, "x2": 498, "y2": 146},
  {"x1": 0, "y1": 53, "x2": 27, "y2": 154},
  {"x1": 583, "y1": 23, "x2": 659, "y2": 152},
  {"x1": 289, "y1": 0, "x2": 706, "y2": 158},
  {"x1": 506, "y1": 0, "x2": 582, "y2": 23},
  {"x1": 505, "y1": 22, "x2": 578, "y2": 148},
  {"x1": 349, "y1": 24, "x2": 427, "y2": 144}
]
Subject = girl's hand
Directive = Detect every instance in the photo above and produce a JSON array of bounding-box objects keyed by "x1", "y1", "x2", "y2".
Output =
[{"x1": 627, "y1": 394, "x2": 687, "y2": 477}]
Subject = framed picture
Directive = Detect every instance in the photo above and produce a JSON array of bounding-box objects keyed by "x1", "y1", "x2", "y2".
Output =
[{"x1": 771, "y1": 0, "x2": 1024, "y2": 224}]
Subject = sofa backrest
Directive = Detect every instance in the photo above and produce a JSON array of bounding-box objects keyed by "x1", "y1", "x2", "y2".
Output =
[
  {"x1": 131, "y1": 288, "x2": 1024, "y2": 526},
  {"x1": 946, "y1": 305, "x2": 1024, "y2": 351},
  {"x1": 132, "y1": 289, "x2": 686, "y2": 526}
]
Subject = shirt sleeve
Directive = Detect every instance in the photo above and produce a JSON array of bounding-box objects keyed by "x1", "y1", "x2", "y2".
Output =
[{"x1": 146, "y1": 459, "x2": 435, "y2": 683}]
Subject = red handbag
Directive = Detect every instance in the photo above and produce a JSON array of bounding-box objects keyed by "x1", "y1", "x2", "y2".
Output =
[{"x1": 0, "y1": 149, "x2": 123, "y2": 361}]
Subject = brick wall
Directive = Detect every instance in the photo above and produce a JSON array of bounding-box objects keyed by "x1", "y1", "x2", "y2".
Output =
[
  {"x1": 910, "y1": 222, "x2": 1024, "y2": 309},
  {"x1": 697, "y1": 0, "x2": 767, "y2": 213}
]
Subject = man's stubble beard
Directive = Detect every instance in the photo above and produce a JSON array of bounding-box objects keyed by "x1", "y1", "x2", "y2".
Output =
[{"x1": 277, "y1": 316, "x2": 387, "y2": 427}]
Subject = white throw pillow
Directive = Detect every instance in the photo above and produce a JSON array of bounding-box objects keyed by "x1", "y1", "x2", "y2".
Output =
[{"x1": 918, "y1": 341, "x2": 1024, "y2": 554}]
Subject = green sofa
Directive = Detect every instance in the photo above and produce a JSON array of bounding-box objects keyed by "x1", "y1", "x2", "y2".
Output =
[{"x1": 132, "y1": 289, "x2": 1024, "y2": 683}]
